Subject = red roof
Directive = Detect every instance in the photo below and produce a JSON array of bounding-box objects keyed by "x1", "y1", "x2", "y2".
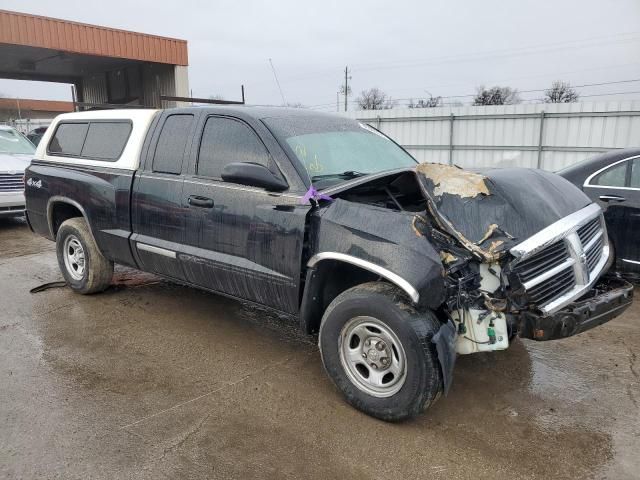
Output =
[
  {"x1": 0, "y1": 9, "x2": 188, "y2": 66},
  {"x1": 0, "y1": 98, "x2": 74, "y2": 113}
]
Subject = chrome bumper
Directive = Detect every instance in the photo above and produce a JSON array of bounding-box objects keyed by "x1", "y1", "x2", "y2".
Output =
[{"x1": 0, "y1": 191, "x2": 26, "y2": 216}]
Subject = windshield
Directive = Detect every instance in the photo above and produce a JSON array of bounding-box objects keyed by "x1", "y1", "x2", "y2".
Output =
[
  {"x1": 264, "y1": 115, "x2": 416, "y2": 188},
  {"x1": 0, "y1": 129, "x2": 36, "y2": 155}
]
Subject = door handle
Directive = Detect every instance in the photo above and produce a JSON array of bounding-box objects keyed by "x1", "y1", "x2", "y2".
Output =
[
  {"x1": 188, "y1": 195, "x2": 214, "y2": 208},
  {"x1": 599, "y1": 195, "x2": 626, "y2": 203}
]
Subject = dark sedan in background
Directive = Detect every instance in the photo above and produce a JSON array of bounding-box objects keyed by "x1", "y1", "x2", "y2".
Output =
[{"x1": 559, "y1": 148, "x2": 640, "y2": 278}]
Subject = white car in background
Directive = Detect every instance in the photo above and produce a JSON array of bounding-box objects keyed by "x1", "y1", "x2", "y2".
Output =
[{"x1": 0, "y1": 125, "x2": 35, "y2": 217}]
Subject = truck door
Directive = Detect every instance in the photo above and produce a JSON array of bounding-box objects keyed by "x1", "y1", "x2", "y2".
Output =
[
  {"x1": 621, "y1": 158, "x2": 640, "y2": 273},
  {"x1": 181, "y1": 115, "x2": 309, "y2": 313},
  {"x1": 584, "y1": 155, "x2": 640, "y2": 274},
  {"x1": 131, "y1": 112, "x2": 196, "y2": 281}
]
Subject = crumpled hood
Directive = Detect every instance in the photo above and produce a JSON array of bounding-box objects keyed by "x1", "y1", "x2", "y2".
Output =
[
  {"x1": 0, "y1": 153, "x2": 31, "y2": 173},
  {"x1": 415, "y1": 163, "x2": 592, "y2": 261}
]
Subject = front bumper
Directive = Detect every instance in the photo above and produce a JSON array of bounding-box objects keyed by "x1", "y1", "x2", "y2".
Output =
[
  {"x1": 517, "y1": 276, "x2": 633, "y2": 341},
  {"x1": 0, "y1": 191, "x2": 26, "y2": 216}
]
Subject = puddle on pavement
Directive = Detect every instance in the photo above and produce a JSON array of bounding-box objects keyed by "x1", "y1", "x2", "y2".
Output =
[{"x1": 4, "y1": 221, "x2": 637, "y2": 479}]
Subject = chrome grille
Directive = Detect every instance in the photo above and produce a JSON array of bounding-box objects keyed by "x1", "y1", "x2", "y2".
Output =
[
  {"x1": 577, "y1": 217, "x2": 600, "y2": 245},
  {"x1": 513, "y1": 241, "x2": 568, "y2": 284},
  {"x1": 585, "y1": 234, "x2": 604, "y2": 272},
  {"x1": 0, "y1": 173, "x2": 24, "y2": 192},
  {"x1": 510, "y1": 204, "x2": 608, "y2": 315},
  {"x1": 525, "y1": 267, "x2": 575, "y2": 306}
]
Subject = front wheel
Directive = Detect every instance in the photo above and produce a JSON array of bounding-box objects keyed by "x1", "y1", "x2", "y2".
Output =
[
  {"x1": 319, "y1": 282, "x2": 443, "y2": 421},
  {"x1": 56, "y1": 217, "x2": 113, "y2": 294}
]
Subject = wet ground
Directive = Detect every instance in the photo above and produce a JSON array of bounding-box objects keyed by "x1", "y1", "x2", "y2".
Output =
[{"x1": 1, "y1": 217, "x2": 639, "y2": 480}]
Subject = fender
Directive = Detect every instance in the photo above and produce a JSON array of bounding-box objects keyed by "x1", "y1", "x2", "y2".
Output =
[
  {"x1": 307, "y1": 252, "x2": 419, "y2": 303},
  {"x1": 46, "y1": 195, "x2": 91, "y2": 239},
  {"x1": 299, "y1": 252, "x2": 434, "y2": 334}
]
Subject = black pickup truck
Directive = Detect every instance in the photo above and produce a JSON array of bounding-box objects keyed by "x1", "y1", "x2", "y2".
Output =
[{"x1": 24, "y1": 106, "x2": 633, "y2": 421}]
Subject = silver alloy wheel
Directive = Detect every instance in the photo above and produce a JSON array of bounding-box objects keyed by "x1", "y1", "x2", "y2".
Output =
[
  {"x1": 63, "y1": 235, "x2": 86, "y2": 280},
  {"x1": 339, "y1": 316, "x2": 407, "y2": 397}
]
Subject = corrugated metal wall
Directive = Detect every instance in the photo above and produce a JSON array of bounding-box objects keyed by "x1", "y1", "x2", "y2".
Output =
[
  {"x1": 142, "y1": 63, "x2": 175, "y2": 107},
  {"x1": 81, "y1": 74, "x2": 108, "y2": 104},
  {"x1": 79, "y1": 63, "x2": 189, "y2": 108},
  {"x1": 346, "y1": 101, "x2": 640, "y2": 170}
]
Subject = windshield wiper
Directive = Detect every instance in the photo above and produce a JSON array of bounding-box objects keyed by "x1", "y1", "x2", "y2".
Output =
[{"x1": 311, "y1": 171, "x2": 368, "y2": 182}]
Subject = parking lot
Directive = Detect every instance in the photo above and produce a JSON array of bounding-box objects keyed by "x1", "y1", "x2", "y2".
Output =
[{"x1": 1, "y1": 216, "x2": 639, "y2": 479}]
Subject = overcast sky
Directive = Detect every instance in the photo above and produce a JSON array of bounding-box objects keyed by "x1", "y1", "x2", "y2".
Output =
[{"x1": 1, "y1": 0, "x2": 639, "y2": 110}]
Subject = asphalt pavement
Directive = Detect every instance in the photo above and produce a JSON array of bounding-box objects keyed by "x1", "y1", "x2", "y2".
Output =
[{"x1": 1, "y1": 217, "x2": 639, "y2": 479}]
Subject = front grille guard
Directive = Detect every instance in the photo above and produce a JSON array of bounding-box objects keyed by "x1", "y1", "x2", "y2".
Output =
[{"x1": 509, "y1": 203, "x2": 610, "y2": 315}]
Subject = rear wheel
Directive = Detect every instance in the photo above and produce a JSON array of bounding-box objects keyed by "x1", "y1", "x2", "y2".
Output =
[
  {"x1": 56, "y1": 217, "x2": 113, "y2": 294},
  {"x1": 319, "y1": 282, "x2": 443, "y2": 421}
]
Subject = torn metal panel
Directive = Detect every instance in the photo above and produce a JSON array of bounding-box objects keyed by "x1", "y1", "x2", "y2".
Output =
[
  {"x1": 432, "y1": 319, "x2": 457, "y2": 395},
  {"x1": 312, "y1": 198, "x2": 446, "y2": 309},
  {"x1": 415, "y1": 163, "x2": 592, "y2": 262}
]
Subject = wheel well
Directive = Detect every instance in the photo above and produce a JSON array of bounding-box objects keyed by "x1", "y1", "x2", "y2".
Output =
[
  {"x1": 50, "y1": 202, "x2": 83, "y2": 238},
  {"x1": 299, "y1": 259, "x2": 385, "y2": 334}
]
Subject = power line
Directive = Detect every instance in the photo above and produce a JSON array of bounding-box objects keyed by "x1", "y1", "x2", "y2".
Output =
[
  {"x1": 351, "y1": 33, "x2": 640, "y2": 73},
  {"x1": 305, "y1": 77, "x2": 640, "y2": 109},
  {"x1": 241, "y1": 31, "x2": 640, "y2": 89},
  {"x1": 381, "y1": 61, "x2": 640, "y2": 97}
]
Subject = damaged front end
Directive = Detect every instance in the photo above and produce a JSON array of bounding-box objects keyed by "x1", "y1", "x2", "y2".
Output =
[
  {"x1": 320, "y1": 163, "x2": 633, "y2": 363},
  {"x1": 413, "y1": 163, "x2": 634, "y2": 351},
  {"x1": 309, "y1": 163, "x2": 633, "y2": 396}
]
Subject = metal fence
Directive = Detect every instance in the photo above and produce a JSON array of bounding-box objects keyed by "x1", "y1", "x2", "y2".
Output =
[{"x1": 345, "y1": 100, "x2": 640, "y2": 171}]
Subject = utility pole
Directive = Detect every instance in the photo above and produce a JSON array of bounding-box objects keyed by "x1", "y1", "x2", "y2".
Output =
[{"x1": 343, "y1": 66, "x2": 350, "y2": 112}]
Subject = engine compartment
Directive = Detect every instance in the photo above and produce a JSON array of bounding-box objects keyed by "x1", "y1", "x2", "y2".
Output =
[{"x1": 333, "y1": 171, "x2": 427, "y2": 212}]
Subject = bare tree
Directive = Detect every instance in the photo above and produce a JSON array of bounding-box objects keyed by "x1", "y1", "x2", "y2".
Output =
[
  {"x1": 208, "y1": 94, "x2": 225, "y2": 101},
  {"x1": 338, "y1": 84, "x2": 352, "y2": 97},
  {"x1": 473, "y1": 86, "x2": 521, "y2": 105},
  {"x1": 408, "y1": 96, "x2": 442, "y2": 108},
  {"x1": 0, "y1": 93, "x2": 19, "y2": 122},
  {"x1": 356, "y1": 88, "x2": 396, "y2": 110},
  {"x1": 544, "y1": 81, "x2": 579, "y2": 103}
]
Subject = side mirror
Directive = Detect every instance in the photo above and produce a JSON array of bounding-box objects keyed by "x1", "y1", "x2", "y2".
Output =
[{"x1": 221, "y1": 162, "x2": 288, "y2": 192}]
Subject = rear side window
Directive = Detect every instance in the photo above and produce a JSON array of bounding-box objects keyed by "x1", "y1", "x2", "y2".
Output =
[
  {"x1": 592, "y1": 161, "x2": 627, "y2": 187},
  {"x1": 631, "y1": 159, "x2": 640, "y2": 188},
  {"x1": 48, "y1": 121, "x2": 131, "y2": 160},
  {"x1": 197, "y1": 117, "x2": 270, "y2": 179},
  {"x1": 48, "y1": 123, "x2": 89, "y2": 156},
  {"x1": 81, "y1": 122, "x2": 132, "y2": 160},
  {"x1": 153, "y1": 114, "x2": 194, "y2": 174}
]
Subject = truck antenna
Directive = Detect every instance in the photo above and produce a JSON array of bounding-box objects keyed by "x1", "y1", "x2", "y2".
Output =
[{"x1": 268, "y1": 58, "x2": 287, "y2": 106}]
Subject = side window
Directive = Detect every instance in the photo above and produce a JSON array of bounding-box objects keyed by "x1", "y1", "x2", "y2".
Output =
[
  {"x1": 197, "y1": 117, "x2": 270, "y2": 179},
  {"x1": 152, "y1": 114, "x2": 194, "y2": 174},
  {"x1": 631, "y1": 158, "x2": 640, "y2": 188},
  {"x1": 48, "y1": 123, "x2": 89, "y2": 156},
  {"x1": 592, "y1": 161, "x2": 628, "y2": 187},
  {"x1": 80, "y1": 122, "x2": 132, "y2": 160}
]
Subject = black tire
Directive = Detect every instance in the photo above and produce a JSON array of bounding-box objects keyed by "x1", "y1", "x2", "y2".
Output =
[
  {"x1": 319, "y1": 282, "x2": 443, "y2": 422},
  {"x1": 56, "y1": 217, "x2": 113, "y2": 294}
]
